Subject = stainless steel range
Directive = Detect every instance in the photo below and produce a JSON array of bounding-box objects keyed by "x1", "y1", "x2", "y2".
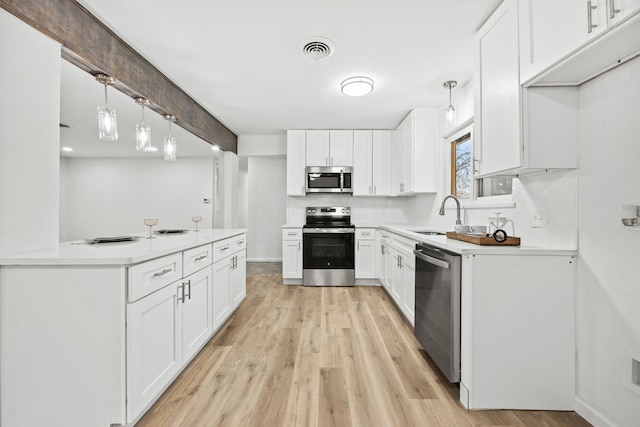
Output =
[{"x1": 302, "y1": 207, "x2": 355, "y2": 287}]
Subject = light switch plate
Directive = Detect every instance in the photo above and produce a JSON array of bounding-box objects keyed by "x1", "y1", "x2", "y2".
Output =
[{"x1": 532, "y1": 208, "x2": 548, "y2": 228}]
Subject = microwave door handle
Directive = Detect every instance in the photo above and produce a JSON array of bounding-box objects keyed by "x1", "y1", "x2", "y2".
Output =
[{"x1": 340, "y1": 171, "x2": 344, "y2": 192}]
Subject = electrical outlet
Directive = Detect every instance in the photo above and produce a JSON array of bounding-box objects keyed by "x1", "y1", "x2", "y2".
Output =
[{"x1": 532, "y1": 208, "x2": 547, "y2": 228}]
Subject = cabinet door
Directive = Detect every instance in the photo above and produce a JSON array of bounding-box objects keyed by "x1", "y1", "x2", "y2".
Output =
[
  {"x1": 181, "y1": 267, "x2": 213, "y2": 362},
  {"x1": 231, "y1": 250, "x2": 246, "y2": 309},
  {"x1": 127, "y1": 283, "x2": 182, "y2": 421},
  {"x1": 282, "y1": 239, "x2": 302, "y2": 279},
  {"x1": 355, "y1": 239, "x2": 376, "y2": 279},
  {"x1": 353, "y1": 130, "x2": 373, "y2": 195},
  {"x1": 329, "y1": 130, "x2": 354, "y2": 166},
  {"x1": 212, "y1": 257, "x2": 232, "y2": 331},
  {"x1": 372, "y1": 130, "x2": 392, "y2": 196},
  {"x1": 402, "y1": 255, "x2": 416, "y2": 327},
  {"x1": 378, "y1": 243, "x2": 388, "y2": 288},
  {"x1": 390, "y1": 250, "x2": 403, "y2": 305},
  {"x1": 608, "y1": 0, "x2": 640, "y2": 23},
  {"x1": 476, "y1": 0, "x2": 522, "y2": 176},
  {"x1": 287, "y1": 130, "x2": 306, "y2": 196},
  {"x1": 306, "y1": 130, "x2": 330, "y2": 166},
  {"x1": 519, "y1": 0, "x2": 606, "y2": 83}
]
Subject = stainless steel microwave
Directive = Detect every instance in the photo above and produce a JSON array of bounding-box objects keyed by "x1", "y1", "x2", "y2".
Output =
[{"x1": 305, "y1": 166, "x2": 353, "y2": 194}]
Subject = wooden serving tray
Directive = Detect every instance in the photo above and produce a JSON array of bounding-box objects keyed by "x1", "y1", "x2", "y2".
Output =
[{"x1": 446, "y1": 232, "x2": 521, "y2": 246}]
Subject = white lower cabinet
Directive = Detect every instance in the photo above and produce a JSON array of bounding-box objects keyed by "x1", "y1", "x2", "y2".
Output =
[
  {"x1": 231, "y1": 249, "x2": 246, "y2": 308},
  {"x1": 376, "y1": 229, "x2": 417, "y2": 326},
  {"x1": 127, "y1": 282, "x2": 183, "y2": 421},
  {"x1": 355, "y1": 228, "x2": 376, "y2": 279},
  {"x1": 181, "y1": 267, "x2": 214, "y2": 361},
  {"x1": 212, "y1": 256, "x2": 232, "y2": 330},
  {"x1": 127, "y1": 264, "x2": 213, "y2": 421},
  {"x1": 282, "y1": 228, "x2": 303, "y2": 282}
]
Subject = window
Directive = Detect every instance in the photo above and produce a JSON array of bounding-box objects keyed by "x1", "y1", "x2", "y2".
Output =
[{"x1": 449, "y1": 126, "x2": 513, "y2": 202}]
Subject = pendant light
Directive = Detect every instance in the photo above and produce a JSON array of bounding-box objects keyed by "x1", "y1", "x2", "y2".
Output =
[
  {"x1": 95, "y1": 74, "x2": 118, "y2": 140},
  {"x1": 135, "y1": 97, "x2": 152, "y2": 152},
  {"x1": 163, "y1": 114, "x2": 177, "y2": 161},
  {"x1": 444, "y1": 80, "x2": 457, "y2": 128}
]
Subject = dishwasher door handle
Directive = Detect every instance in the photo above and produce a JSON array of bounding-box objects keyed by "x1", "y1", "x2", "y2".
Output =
[{"x1": 413, "y1": 249, "x2": 450, "y2": 269}]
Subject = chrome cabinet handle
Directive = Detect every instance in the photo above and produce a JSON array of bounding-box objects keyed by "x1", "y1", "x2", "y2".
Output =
[
  {"x1": 587, "y1": 1, "x2": 598, "y2": 33},
  {"x1": 185, "y1": 280, "x2": 191, "y2": 300},
  {"x1": 220, "y1": 246, "x2": 230, "y2": 252},
  {"x1": 610, "y1": 0, "x2": 620, "y2": 18},
  {"x1": 194, "y1": 255, "x2": 208, "y2": 262},
  {"x1": 298, "y1": 242, "x2": 301, "y2": 250},
  {"x1": 374, "y1": 186, "x2": 376, "y2": 195},
  {"x1": 357, "y1": 241, "x2": 360, "y2": 251},
  {"x1": 177, "y1": 283, "x2": 185, "y2": 303},
  {"x1": 152, "y1": 268, "x2": 172, "y2": 278},
  {"x1": 287, "y1": 232, "x2": 297, "y2": 236}
]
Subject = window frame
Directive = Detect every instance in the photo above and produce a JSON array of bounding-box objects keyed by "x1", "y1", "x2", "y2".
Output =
[{"x1": 443, "y1": 121, "x2": 515, "y2": 209}]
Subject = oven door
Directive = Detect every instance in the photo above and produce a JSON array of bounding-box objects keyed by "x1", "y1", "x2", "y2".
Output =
[{"x1": 302, "y1": 228, "x2": 355, "y2": 286}]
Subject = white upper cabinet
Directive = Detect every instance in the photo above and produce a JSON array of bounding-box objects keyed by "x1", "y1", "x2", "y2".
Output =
[
  {"x1": 476, "y1": 0, "x2": 579, "y2": 177},
  {"x1": 286, "y1": 130, "x2": 306, "y2": 196},
  {"x1": 607, "y1": 0, "x2": 640, "y2": 24},
  {"x1": 476, "y1": 0, "x2": 522, "y2": 176},
  {"x1": 305, "y1": 130, "x2": 353, "y2": 166},
  {"x1": 305, "y1": 130, "x2": 330, "y2": 166},
  {"x1": 395, "y1": 109, "x2": 438, "y2": 195},
  {"x1": 329, "y1": 130, "x2": 354, "y2": 166},
  {"x1": 353, "y1": 130, "x2": 392, "y2": 196},
  {"x1": 519, "y1": 0, "x2": 606, "y2": 84},
  {"x1": 520, "y1": 0, "x2": 640, "y2": 86}
]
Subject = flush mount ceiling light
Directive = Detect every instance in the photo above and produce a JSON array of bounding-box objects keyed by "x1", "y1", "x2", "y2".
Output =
[
  {"x1": 95, "y1": 73, "x2": 118, "y2": 140},
  {"x1": 443, "y1": 80, "x2": 457, "y2": 128},
  {"x1": 341, "y1": 76, "x2": 374, "y2": 97},
  {"x1": 134, "y1": 97, "x2": 152, "y2": 152},
  {"x1": 163, "y1": 114, "x2": 177, "y2": 161}
]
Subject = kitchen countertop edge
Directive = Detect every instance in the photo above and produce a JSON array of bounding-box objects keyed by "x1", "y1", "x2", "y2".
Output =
[{"x1": 0, "y1": 229, "x2": 248, "y2": 266}]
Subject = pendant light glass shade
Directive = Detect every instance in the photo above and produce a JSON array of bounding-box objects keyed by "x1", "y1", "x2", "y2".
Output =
[
  {"x1": 96, "y1": 74, "x2": 118, "y2": 140},
  {"x1": 443, "y1": 80, "x2": 457, "y2": 129},
  {"x1": 163, "y1": 115, "x2": 177, "y2": 161},
  {"x1": 135, "y1": 98, "x2": 152, "y2": 152}
]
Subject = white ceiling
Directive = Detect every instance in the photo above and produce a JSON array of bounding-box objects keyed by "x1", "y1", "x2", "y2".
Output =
[{"x1": 71, "y1": 0, "x2": 502, "y2": 139}]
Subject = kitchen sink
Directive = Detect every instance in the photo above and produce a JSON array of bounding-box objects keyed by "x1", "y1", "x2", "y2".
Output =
[{"x1": 414, "y1": 231, "x2": 446, "y2": 236}]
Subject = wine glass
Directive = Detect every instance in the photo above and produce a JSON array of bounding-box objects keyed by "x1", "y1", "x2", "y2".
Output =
[
  {"x1": 191, "y1": 216, "x2": 202, "y2": 232},
  {"x1": 143, "y1": 218, "x2": 158, "y2": 239}
]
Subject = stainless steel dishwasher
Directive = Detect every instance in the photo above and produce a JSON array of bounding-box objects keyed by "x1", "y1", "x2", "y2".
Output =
[{"x1": 413, "y1": 242, "x2": 461, "y2": 382}]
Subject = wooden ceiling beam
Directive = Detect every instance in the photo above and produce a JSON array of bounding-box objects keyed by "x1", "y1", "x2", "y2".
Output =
[{"x1": 0, "y1": 0, "x2": 237, "y2": 153}]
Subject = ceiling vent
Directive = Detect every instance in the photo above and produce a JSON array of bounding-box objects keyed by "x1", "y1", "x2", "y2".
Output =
[{"x1": 301, "y1": 37, "x2": 335, "y2": 61}]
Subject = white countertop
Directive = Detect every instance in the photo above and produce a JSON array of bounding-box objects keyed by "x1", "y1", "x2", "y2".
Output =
[
  {"x1": 379, "y1": 225, "x2": 577, "y2": 256},
  {"x1": 0, "y1": 229, "x2": 247, "y2": 266}
]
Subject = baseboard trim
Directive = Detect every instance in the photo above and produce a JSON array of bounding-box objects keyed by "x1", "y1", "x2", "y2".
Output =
[
  {"x1": 575, "y1": 396, "x2": 619, "y2": 427},
  {"x1": 247, "y1": 258, "x2": 282, "y2": 263}
]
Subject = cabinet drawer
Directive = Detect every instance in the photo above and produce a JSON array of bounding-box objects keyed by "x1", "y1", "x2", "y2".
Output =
[
  {"x1": 128, "y1": 253, "x2": 183, "y2": 302},
  {"x1": 183, "y1": 243, "x2": 213, "y2": 277},
  {"x1": 212, "y1": 238, "x2": 233, "y2": 262},
  {"x1": 233, "y1": 234, "x2": 247, "y2": 253},
  {"x1": 282, "y1": 229, "x2": 302, "y2": 240},
  {"x1": 356, "y1": 228, "x2": 376, "y2": 240}
]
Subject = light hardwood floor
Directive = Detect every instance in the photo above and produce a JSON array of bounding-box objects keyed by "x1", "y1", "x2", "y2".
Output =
[{"x1": 137, "y1": 267, "x2": 590, "y2": 427}]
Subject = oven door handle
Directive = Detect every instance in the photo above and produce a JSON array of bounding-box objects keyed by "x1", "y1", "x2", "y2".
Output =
[
  {"x1": 303, "y1": 228, "x2": 356, "y2": 234},
  {"x1": 413, "y1": 249, "x2": 450, "y2": 269}
]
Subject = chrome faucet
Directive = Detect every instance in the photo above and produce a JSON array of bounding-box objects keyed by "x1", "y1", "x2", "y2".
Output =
[{"x1": 439, "y1": 195, "x2": 461, "y2": 225}]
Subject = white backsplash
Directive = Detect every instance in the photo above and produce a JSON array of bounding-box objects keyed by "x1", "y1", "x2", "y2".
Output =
[{"x1": 287, "y1": 168, "x2": 578, "y2": 250}]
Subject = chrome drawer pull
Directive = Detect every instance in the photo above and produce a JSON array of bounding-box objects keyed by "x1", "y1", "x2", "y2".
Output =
[
  {"x1": 194, "y1": 255, "x2": 208, "y2": 262},
  {"x1": 152, "y1": 268, "x2": 172, "y2": 278}
]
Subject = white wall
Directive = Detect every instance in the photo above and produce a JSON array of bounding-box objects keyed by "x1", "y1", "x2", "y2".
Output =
[
  {"x1": 60, "y1": 157, "x2": 215, "y2": 241},
  {"x1": 247, "y1": 156, "x2": 287, "y2": 261},
  {"x1": 574, "y1": 57, "x2": 640, "y2": 427},
  {"x1": 0, "y1": 9, "x2": 61, "y2": 256}
]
